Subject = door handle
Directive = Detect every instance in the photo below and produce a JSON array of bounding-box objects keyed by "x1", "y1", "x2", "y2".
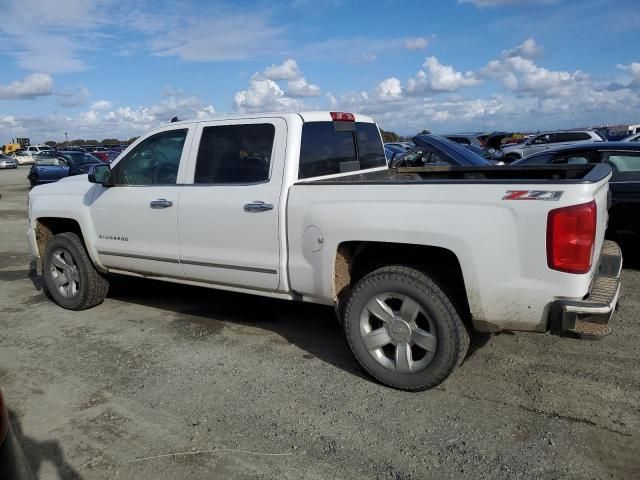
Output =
[
  {"x1": 244, "y1": 201, "x2": 274, "y2": 213},
  {"x1": 150, "y1": 198, "x2": 173, "y2": 209}
]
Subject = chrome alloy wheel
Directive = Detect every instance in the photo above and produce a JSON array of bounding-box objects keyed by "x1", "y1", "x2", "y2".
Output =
[
  {"x1": 49, "y1": 247, "x2": 80, "y2": 298},
  {"x1": 359, "y1": 292, "x2": 438, "y2": 373}
]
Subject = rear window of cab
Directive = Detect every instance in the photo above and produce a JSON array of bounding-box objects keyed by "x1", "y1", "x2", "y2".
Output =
[{"x1": 298, "y1": 122, "x2": 386, "y2": 179}]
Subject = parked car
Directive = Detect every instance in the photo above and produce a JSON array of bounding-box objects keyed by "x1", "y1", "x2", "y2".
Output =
[
  {"x1": 28, "y1": 151, "x2": 103, "y2": 186},
  {"x1": 384, "y1": 144, "x2": 408, "y2": 162},
  {"x1": 513, "y1": 142, "x2": 640, "y2": 234},
  {"x1": 390, "y1": 134, "x2": 492, "y2": 167},
  {"x1": 63, "y1": 146, "x2": 87, "y2": 152},
  {"x1": 0, "y1": 154, "x2": 18, "y2": 169},
  {"x1": 501, "y1": 130, "x2": 605, "y2": 162},
  {"x1": 25, "y1": 145, "x2": 53, "y2": 155},
  {"x1": 0, "y1": 389, "x2": 35, "y2": 480},
  {"x1": 91, "y1": 151, "x2": 110, "y2": 163},
  {"x1": 443, "y1": 133, "x2": 484, "y2": 147},
  {"x1": 12, "y1": 151, "x2": 35, "y2": 165},
  {"x1": 463, "y1": 144, "x2": 504, "y2": 164},
  {"x1": 84, "y1": 145, "x2": 108, "y2": 153}
]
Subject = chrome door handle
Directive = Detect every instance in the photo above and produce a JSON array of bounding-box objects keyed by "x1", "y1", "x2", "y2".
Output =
[
  {"x1": 150, "y1": 198, "x2": 173, "y2": 209},
  {"x1": 244, "y1": 201, "x2": 274, "y2": 213}
]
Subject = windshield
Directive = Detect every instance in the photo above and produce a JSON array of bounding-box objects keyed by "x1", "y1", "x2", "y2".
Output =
[{"x1": 60, "y1": 152, "x2": 101, "y2": 165}]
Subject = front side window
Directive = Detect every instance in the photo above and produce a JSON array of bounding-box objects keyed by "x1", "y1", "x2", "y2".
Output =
[
  {"x1": 110, "y1": 129, "x2": 187, "y2": 185},
  {"x1": 604, "y1": 152, "x2": 640, "y2": 182},
  {"x1": 194, "y1": 124, "x2": 274, "y2": 184}
]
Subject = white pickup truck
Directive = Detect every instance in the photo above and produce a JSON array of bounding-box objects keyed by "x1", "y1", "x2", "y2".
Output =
[{"x1": 27, "y1": 111, "x2": 622, "y2": 391}]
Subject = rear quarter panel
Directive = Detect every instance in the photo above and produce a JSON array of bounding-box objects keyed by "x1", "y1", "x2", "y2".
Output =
[{"x1": 287, "y1": 178, "x2": 610, "y2": 331}]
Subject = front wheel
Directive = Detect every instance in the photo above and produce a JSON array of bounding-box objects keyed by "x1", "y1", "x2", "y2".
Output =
[
  {"x1": 343, "y1": 266, "x2": 469, "y2": 391},
  {"x1": 43, "y1": 232, "x2": 109, "y2": 310}
]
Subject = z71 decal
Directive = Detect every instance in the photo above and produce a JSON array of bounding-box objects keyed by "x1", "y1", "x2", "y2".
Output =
[{"x1": 502, "y1": 190, "x2": 564, "y2": 201}]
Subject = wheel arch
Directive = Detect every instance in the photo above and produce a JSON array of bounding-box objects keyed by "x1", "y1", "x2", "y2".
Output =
[
  {"x1": 333, "y1": 241, "x2": 470, "y2": 321},
  {"x1": 34, "y1": 217, "x2": 104, "y2": 272}
]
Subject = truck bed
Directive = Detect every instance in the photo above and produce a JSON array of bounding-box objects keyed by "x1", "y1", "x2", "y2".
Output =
[{"x1": 301, "y1": 164, "x2": 611, "y2": 185}]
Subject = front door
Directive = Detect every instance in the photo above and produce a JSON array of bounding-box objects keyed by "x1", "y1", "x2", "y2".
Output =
[
  {"x1": 178, "y1": 119, "x2": 287, "y2": 291},
  {"x1": 90, "y1": 126, "x2": 194, "y2": 278}
]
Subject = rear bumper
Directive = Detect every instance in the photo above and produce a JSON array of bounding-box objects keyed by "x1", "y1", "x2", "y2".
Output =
[{"x1": 550, "y1": 240, "x2": 622, "y2": 334}]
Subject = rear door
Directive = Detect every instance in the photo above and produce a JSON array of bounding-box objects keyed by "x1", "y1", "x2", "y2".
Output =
[{"x1": 178, "y1": 119, "x2": 287, "y2": 291}]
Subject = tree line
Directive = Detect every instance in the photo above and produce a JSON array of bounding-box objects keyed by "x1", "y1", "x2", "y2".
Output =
[{"x1": 43, "y1": 137, "x2": 139, "y2": 148}]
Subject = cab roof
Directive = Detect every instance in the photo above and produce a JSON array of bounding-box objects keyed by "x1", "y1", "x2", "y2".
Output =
[{"x1": 158, "y1": 111, "x2": 376, "y2": 129}]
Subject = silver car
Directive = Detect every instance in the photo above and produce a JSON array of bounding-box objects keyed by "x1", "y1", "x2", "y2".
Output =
[
  {"x1": 0, "y1": 154, "x2": 18, "y2": 169},
  {"x1": 501, "y1": 130, "x2": 605, "y2": 162}
]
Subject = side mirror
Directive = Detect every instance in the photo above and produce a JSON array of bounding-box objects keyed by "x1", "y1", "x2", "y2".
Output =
[{"x1": 88, "y1": 164, "x2": 112, "y2": 186}]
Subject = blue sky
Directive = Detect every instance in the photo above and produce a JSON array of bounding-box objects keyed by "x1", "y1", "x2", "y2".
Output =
[{"x1": 0, "y1": 0, "x2": 639, "y2": 142}]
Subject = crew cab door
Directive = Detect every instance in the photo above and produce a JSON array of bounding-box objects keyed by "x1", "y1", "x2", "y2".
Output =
[
  {"x1": 178, "y1": 119, "x2": 286, "y2": 291},
  {"x1": 90, "y1": 125, "x2": 194, "y2": 277}
]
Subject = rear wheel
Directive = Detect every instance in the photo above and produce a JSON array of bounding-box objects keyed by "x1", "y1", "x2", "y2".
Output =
[
  {"x1": 43, "y1": 232, "x2": 109, "y2": 310},
  {"x1": 343, "y1": 266, "x2": 469, "y2": 391}
]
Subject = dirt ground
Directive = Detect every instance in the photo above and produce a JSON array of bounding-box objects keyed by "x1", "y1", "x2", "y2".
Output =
[{"x1": 1, "y1": 167, "x2": 638, "y2": 479}]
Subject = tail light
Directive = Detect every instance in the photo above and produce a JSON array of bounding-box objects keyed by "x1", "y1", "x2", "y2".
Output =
[
  {"x1": 330, "y1": 112, "x2": 355, "y2": 122},
  {"x1": 547, "y1": 201, "x2": 597, "y2": 274}
]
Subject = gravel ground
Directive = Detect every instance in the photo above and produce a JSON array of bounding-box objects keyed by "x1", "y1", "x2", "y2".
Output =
[{"x1": 0, "y1": 167, "x2": 638, "y2": 479}]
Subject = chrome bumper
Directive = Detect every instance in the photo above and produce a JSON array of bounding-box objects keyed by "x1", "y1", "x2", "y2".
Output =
[{"x1": 551, "y1": 240, "x2": 622, "y2": 335}]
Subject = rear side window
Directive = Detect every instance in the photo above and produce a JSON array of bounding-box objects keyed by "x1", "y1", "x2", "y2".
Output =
[
  {"x1": 299, "y1": 122, "x2": 385, "y2": 179},
  {"x1": 556, "y1": 132, "x2": 592, "y2": 142},
  {"x1": 194, "y1": 124, "x2": 274, "y2": 184}
]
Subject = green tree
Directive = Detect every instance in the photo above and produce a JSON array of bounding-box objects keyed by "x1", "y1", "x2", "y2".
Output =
[
  {"x1": 44, "y1": 141, "x2": 57, "y2": 147},
  {"x1": 100, "y1": 138, "x2": 121, "y2": 145},
  {"x1": 127, "y1": 136, "x2": 139, "y2": 144},
  {"x1": 380, "y1": 129, "x2": 400, "y2": 143},
  {"x1": 419, "y1": 129, "x2": 431, "y2": 135}
]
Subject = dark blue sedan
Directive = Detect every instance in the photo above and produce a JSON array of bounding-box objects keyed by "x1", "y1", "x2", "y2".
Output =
[
  {"x1": 28, "y1": 151, "x2": 103, "y2": 187},
  {"x1": 390, "y1": 134, "x2": 492, "y2": 168}
]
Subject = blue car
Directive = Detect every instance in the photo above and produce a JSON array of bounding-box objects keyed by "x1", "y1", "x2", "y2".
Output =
[
  {"x1": 28, "y1": 151, "x2": 103, "y2": 187},
  {"x1": 390, "y1": 134, "x2": 492, "y2": 168}
]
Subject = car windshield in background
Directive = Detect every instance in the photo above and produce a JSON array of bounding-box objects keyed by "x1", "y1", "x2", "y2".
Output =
[
  {"x1": 36, "y1": 157, "x2": 63, "y2": 166},
  {"x1": 60, "y1": 152, "x2": 101, "y2": 165}
]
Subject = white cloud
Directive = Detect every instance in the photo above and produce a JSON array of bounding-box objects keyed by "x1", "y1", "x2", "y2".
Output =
[
  {"x1": 234, "y1": 74, "x2": 302, "y2": 113},
  {"x1": 617, "y1": 62, "x2": 640, "y2": 88},
  {"x1": 234, "y1": 58, "x2": 321, "y2": 111},
  {"x1": 287, "y1": 77, "x2": 321, "y2": 97},
  {"x1": 502, "y1": 38, "x2": 542, "y2": 59},
  {"x1": 407, "y1": 56, "x2": 481, "y2": 94},
  {"x1": 0, "y1": 91, "x2": 218, "y2": 142},
  {"x1": 264, "y1": 59, "x2": 301, "y2": 81},
  {"x1": 483, "y1": 55, "x2": 590, "y2": 97},
  {"x1": 376, "y1": 77, "x2": 403, "y2": 100},
  {"x1": 404, "y1": 37, "x2": 429, "y2": 50},
  {"x1": 91, "y1": 100, "x2": 112, "y2": 110},
  {"x1": 0, "y1": 73, "x2": 54, "y2": 99}
]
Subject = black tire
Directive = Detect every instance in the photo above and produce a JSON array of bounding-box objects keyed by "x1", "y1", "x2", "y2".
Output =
[
  {"x1": 343, "y1": 266, "x2": 469, "y2": 391},
  {"x1": 43, "y1": 232, "x2": 109, "y2": 310}
]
